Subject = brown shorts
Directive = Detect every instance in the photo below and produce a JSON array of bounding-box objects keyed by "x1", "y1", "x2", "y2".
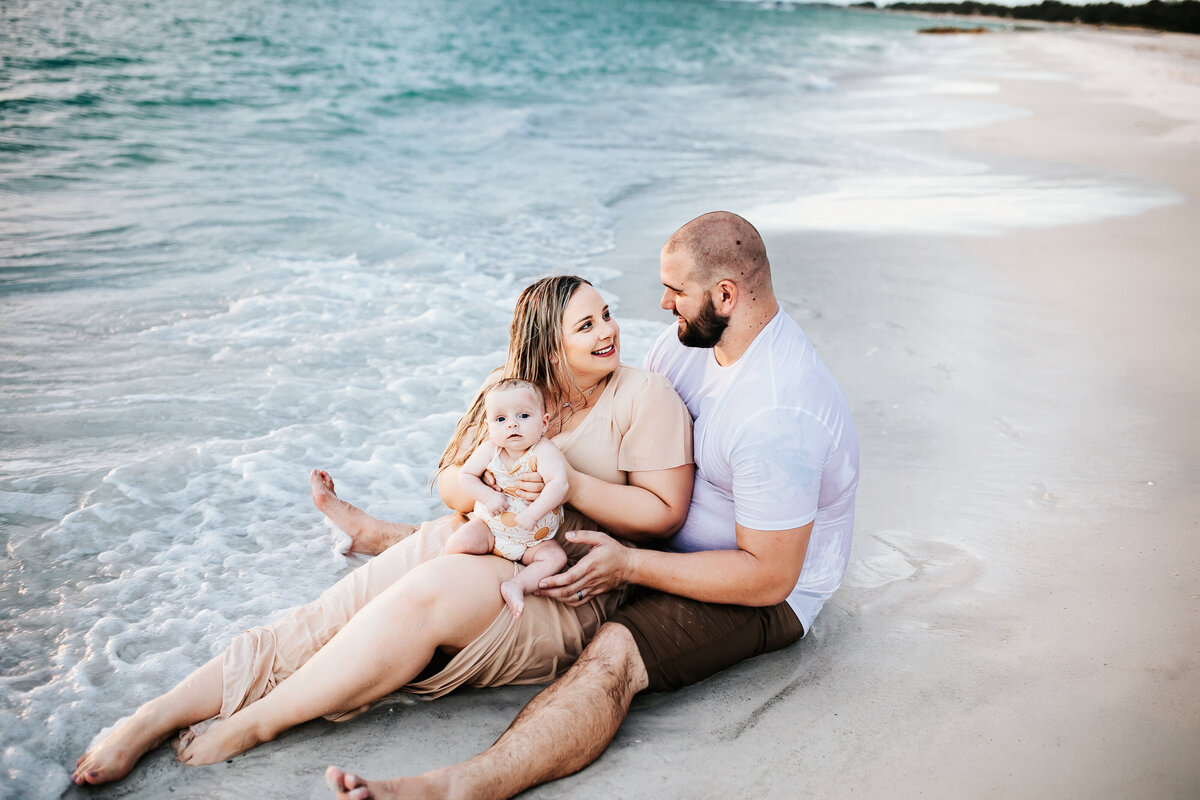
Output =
[{"x1": 608, "y1": 588, "x2": 805, "y2": 693}]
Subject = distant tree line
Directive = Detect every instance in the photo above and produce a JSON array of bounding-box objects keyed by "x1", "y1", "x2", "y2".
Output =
[{"x1": 851, "y1": 0, "x2": 1200, "y2": 33}]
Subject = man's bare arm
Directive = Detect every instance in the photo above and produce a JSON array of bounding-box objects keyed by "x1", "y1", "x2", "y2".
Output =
[{"x1": 541, "y1": 521, "x2": 811, "y2": 607}]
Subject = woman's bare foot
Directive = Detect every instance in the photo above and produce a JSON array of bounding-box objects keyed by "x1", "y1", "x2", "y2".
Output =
[
  {"x1": 326, "y1": 765, "x2": 442, "y2": 799},
  {"x1": 72, "y1": 711, "x2": 172, "y2": 786},
  {"x1": 176, "y1": 716, "x2": 266, "y2": 766},
  {"x1": 310, "y1": 470, "x2": 413, "y2": 556}
]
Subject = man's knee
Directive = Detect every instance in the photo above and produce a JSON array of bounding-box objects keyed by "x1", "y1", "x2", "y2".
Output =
[{"x1": 576, "y1": 622, "x2": 649, "y2": 695}]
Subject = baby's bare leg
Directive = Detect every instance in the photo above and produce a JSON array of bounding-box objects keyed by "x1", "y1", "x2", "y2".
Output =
[
  {"x1": 443, "y1": 518, "x2": 495, "y2": 556},
  {"x1": 500, "y1": 540, "x2": 568, "y2": 618}
]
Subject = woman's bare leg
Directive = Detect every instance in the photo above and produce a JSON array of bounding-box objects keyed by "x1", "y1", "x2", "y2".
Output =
[
  {"x1": 72, "y1": 655, "x2": 224, "y2": 785},
  {"x1": 311, "y1": 469, "x2": 418, "y2": 555},
  {"x1": 75, "y1": 496, "x2": 468, "y2": 785},
  {"x1": 177, "y1": 554, "x2": 511, "y2": 765}
]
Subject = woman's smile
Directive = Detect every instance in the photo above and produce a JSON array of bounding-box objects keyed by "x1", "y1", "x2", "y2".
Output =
[{"x1": 561, "y1": 284, "x2": 621, "y2": 384}]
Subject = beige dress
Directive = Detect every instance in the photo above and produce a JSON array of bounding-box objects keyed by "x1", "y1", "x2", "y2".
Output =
[{"x1": 180, "y1": 364, "x2": 692, "y2": 744}]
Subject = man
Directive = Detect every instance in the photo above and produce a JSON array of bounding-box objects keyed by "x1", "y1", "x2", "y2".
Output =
[{"x1": 327, "y1": 211, "x2": 860, "y2": 799}]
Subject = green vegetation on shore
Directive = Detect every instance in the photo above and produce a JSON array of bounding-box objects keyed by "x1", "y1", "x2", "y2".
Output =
[{"x1": 852, "y1": 0, "x2": 1200, "y2": 34}]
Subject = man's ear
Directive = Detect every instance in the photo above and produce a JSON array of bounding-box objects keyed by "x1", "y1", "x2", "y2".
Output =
[{"x1": 712, "y1": 279, "x2": 738, "y2": 314}]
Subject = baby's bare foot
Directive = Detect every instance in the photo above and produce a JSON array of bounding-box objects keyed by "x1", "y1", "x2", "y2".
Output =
[{"x1": 500, "y1": 580, "x2": 526, "y2": 618}]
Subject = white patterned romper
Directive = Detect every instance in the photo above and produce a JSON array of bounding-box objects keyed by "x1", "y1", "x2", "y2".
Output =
[{"x1": 474, "y1": 448, "x2": 563, "y2": 560}]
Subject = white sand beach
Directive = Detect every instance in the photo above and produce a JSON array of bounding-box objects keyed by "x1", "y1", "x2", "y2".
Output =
[{"x1": 64, "y1": 27, "x2": 1200, "y2": 800}]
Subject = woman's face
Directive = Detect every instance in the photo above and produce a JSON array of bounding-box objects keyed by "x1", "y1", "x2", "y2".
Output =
[{"x1": 560, "y1": 284, "x2": 620, "y2": 389}]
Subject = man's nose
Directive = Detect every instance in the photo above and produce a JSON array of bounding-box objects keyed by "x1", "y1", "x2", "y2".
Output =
[{"x1": 660, "y1": 289, "x2": 673, "y2": 310}]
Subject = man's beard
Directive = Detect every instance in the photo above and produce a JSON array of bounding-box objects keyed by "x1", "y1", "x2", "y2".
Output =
[{"x1": 676, "y1": 295, "x2": 729, "y2": 349}]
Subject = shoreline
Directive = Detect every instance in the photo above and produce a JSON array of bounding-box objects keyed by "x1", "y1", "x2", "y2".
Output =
[{"x1": 857, "y1": 5, "x2": 1200, "y2": 37}]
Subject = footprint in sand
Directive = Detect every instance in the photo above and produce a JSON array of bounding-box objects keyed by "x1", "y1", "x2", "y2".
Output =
[
  {"x1": 1030, "y1": 482, "x2": 1060, "y2": 508},
  {"x1": 994, "y1": 416, "x2": 1022, "y2": 438},
  {"x1": 843, "y1": 529, "x2": 983, "y2": 633}
]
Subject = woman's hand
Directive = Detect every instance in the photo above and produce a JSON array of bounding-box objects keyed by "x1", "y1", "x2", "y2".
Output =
[
  {"x1": 505, "y1": 470, "x2": 546, "y2": 504},
  {"x1": 536, "y1": 530, "x2": 632, "y2": 605}
]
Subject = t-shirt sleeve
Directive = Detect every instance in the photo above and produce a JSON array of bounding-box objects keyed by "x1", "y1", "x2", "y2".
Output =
[
  {"x1": 730, "y1": 406, "x2": 830, "y2": 531},
  {"x1": 616, "y1": 371, "x2": 694, "y2": 473}
]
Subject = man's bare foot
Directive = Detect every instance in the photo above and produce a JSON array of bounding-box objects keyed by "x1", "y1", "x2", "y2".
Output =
[
  {"x1": 500, "y1": 580, "x2": 526, "y2": 618},
  {"x1": 326, "y1": 765, "x2": 443, "y2": 799},
  {"x1": 311, "y1": 470, "x2": 410, "y2": 556},
  {"x1": 176, "y1": 716, "x2": 265, "y2": 766},
  {"x1": 72, "y1": 713, "x2": 171, "y2": 786}
]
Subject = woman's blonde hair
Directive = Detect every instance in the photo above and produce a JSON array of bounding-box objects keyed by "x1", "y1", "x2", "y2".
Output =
[{"x1": 438, "y1": 275, "x2": 594, "y2": 470}]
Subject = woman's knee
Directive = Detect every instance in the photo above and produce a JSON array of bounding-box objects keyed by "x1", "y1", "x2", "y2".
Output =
[{"x1": 373, "y1": 554, "x2": 507, "y2": 628}]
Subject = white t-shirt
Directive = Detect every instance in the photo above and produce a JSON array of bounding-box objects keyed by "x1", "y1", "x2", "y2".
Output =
[{"x1": 645, "y1": 309, "x2": 859, "y2": 633}]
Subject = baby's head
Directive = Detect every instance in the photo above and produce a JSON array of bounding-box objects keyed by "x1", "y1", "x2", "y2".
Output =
[{"x1": 483, "y1": 379, "x2": 550, "y2": 453}]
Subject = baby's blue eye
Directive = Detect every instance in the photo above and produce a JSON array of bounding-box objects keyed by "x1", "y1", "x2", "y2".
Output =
[
  {"x1": 495, "y1": 416, "x2": 506, "y2": 422},
  {"x1": 519, "y1": 413, "x2": 530, "y2": 419}
]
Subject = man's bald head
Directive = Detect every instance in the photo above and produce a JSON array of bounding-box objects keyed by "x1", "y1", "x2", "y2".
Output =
[{"x1": 662, "y1": 211, "x2": 771, "y2": 293}]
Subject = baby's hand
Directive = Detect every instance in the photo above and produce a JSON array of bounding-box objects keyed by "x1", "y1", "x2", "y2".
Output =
[
  {"x1": 515, "y1": 510, "x2": 541, "y2": 532},
  {"x1": 482, "y1": 491, "x2": 508, "y2": 515}
]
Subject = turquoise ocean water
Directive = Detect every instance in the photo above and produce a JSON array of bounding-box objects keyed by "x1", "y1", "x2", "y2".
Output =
[{"x1": 0, "y1": 1, "x2": 1178, "y2": 794}]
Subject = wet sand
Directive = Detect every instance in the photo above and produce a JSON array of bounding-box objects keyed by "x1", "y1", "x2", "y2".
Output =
[{"x1": 64, "y1": 27, "x2": 1200, "y2": 800}]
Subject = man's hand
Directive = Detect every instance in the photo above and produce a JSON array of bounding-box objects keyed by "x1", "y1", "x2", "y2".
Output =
[{"x1": 536, "y1": 530, "x2": 632, "y2": 605}]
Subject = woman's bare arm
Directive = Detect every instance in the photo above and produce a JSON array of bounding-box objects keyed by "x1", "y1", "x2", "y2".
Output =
[
  {"x1": 458, "y1": 442, "x2": 507, "y2": 514},
  {"x1": 437, "y1": 464, "x2": 479, "y2": 514},
  {"x1": 563, "y1": 462, "x2": 693, "y2": 543},
  {"x1": 438, "y1": 370, "x2": 505, "y2": 514}
]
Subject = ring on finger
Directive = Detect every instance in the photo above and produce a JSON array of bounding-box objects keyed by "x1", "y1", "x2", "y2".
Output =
[{"x1": 576, "y1": 590, "x2": 584, "y2": 601}]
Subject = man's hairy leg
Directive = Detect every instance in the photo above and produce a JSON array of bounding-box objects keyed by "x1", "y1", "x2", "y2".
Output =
[
  {"x1": 310, "y1": 469, "x2": 417, "y2": 555},
  {"x1": 325, "y1": 622, "x2": 649, "y2": 800}
]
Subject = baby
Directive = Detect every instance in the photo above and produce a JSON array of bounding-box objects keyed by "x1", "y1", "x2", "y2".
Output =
[{"x1": 445, "y1": 378, "x2": 569, "y2": 618}]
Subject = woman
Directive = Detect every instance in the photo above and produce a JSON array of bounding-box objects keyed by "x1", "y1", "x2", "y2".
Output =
[{"x1": 73, "y1": 275, "x2": 694, "y2": 785}]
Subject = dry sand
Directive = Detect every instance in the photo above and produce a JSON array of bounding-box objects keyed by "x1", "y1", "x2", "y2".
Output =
[{"x1": 66, "y1": 27, "x2": 1200, "y2": 800}]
